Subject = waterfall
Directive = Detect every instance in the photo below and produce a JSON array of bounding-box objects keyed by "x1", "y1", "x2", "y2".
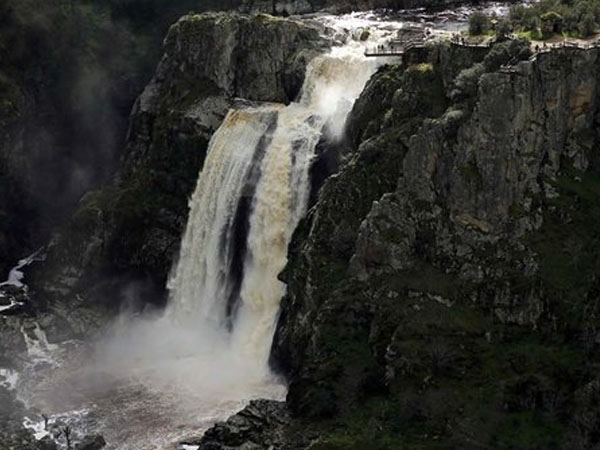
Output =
[
  {"x1": 167, "y1": 107, "x2": 280, "y2": 328},
  {"x1": 166, "y1": 40, "x2": 383, "y2": 380}
]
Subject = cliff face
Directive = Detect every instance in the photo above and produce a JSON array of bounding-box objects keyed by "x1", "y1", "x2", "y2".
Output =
[
  {"x1": 33, "y1": 13, "x2": 328, "y2": 314},
  {"x1": 0, "y1": 0, "x2": 159, "y2": 278},
  {"x1": 261, "y1": 41, "x2": 600, "y2": 448}
]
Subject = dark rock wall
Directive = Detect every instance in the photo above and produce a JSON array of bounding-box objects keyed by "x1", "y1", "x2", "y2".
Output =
[
  {"x1": 269, "y1": 41, "x2": 600, "y2": 448},
  {"x1": 0, "y1": 0, "x2": 160, "y2": 278}
]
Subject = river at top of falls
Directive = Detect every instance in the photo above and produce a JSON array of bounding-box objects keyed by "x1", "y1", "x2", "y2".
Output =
[{"x1": 0, "y1": 9, "x2": 492, "y2": 449}]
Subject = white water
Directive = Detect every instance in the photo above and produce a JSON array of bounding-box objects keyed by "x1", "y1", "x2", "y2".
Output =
[
  {"x1": 167, "y1": 106, "x2": 282, "y2": 326},
  {"x1": 0, "y1": 249, "x2": 44, "y2": 290},
  {"x1": 0, "y1": 249, "x2": 44, "y2": 312}
]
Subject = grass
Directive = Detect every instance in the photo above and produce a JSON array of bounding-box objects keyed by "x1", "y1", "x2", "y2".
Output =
[
  {"x1": 408, "y1": 62, "x2": 434, "y2": 73},
  {"x1": 516, "y1": 29, "x2": 545, "y2": 41}
]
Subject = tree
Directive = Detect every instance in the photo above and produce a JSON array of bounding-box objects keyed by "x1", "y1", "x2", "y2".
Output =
[
  {"x1": 496, "y1": 19, "x2": 512, "y2": 41},
  {"x1": 540, "y1": 11, "x2": 564, "y2": 35},
  {"x1": 579, "y1": 12, "x2": 596, "y2": 36},
  {"x1": 469, "y1": 12, "x2": 490, "y2": 35}
]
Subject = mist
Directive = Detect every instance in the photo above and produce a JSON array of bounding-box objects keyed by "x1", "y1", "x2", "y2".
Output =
[{"x1": 17, "y1": 277, "x2": 285, "y2": 448}]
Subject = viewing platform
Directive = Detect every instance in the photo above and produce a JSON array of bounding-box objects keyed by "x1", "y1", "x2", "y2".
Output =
[
  {"x1": 365, "y1": 33, "x2": 600, "y2": 60},
  {"x1": 364, "y1": 39, "x2": 426, "y2": 57}
]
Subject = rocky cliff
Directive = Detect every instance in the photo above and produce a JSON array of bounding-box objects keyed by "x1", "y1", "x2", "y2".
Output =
[
  {"x1": 162, "y1": 39, "x2": 600, "y2": 450},
  {"x1": 257, "y1": 41, "x2": 600, "y2": 449}
]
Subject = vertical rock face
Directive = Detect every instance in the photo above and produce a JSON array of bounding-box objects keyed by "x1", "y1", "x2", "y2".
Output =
[
  {"x1": 269, "y1": 42, "x2": 600, "y2": 448},
  {"x1": 33, "y1": 13, "x2": 327, "y2": 313}
]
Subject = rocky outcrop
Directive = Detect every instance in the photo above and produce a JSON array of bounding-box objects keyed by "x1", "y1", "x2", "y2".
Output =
[
  {"x1": 262, "y1": 41, "x2": 600, "y2": 448},
  {"x1": 32, "y1": 13, "x2": 328, "y2": 316},
  {"x1": 188, "y1": 401, "x2": 298, "y2": 450}
]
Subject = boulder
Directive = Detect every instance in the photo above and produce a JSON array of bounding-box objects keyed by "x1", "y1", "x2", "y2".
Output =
[{"x1": 75, "y1": 434, "x2": 107, "y2": 450}]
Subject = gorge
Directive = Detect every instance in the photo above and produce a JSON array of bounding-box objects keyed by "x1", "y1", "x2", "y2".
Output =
[{"x1": 3, "y1": 2, "x2": 600, "y2": 450}]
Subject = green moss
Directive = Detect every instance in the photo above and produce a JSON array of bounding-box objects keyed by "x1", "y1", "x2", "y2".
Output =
[{"x1": 408, "y1": 62, "x2": 434, "y2": 73}]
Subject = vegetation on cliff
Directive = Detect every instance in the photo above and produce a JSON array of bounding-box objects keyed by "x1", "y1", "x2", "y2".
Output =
[{"x1": 471, "y1": 0, "x2": 600, "y2": 39}]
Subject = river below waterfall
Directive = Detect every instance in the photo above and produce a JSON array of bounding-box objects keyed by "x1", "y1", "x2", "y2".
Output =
[{"x1": 0, "y1": 6, "x2": 511, "y2": 449}]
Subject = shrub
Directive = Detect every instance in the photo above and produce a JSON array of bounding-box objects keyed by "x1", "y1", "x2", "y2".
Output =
[
  {"x1": 451, "y1": 63, "x2": 485, "y2": 101},
  {"x1": 579, "y1": 13, "x2": 596, "y2": 36},
  {"x1": 541, "y1": 11, "x2": 564, "y2": 34}
]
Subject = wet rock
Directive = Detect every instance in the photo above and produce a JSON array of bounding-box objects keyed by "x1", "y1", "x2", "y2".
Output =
[
  {"x1": 75, "y1": 434, "x2": 107, "y2": 450},
  {"x1": 195, "y1": 400, "x2": 291, "y2": 450}
]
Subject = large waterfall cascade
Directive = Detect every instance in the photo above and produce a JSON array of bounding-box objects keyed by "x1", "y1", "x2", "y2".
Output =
[{"x1": 166, "y1": 39, "x2": 388, "y2": 380}]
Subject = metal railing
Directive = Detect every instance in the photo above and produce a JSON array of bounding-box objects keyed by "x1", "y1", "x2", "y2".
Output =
[
  {"x1": 364, "y1": 39, "x2": 426, "y2": 57},
  {"x1": 365, "y1": 33, "x2": 600, "y2": 63}
]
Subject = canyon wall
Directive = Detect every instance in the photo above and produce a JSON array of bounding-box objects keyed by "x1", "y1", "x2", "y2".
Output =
[{"x1": 261, "y1": 41, "x2": 600, "y2": 448}]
